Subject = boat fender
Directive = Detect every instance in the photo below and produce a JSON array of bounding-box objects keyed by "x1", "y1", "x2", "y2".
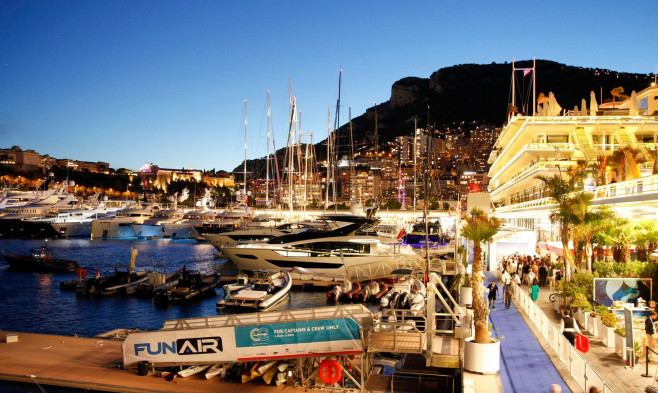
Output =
[
  {"x1": 77, "y1": 268, "x2": 87, "y2": 279},
  {"x1": 318, "y1": 359, "x2": 342, "y2": 384}
]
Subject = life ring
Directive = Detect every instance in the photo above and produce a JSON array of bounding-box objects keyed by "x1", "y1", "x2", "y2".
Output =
[
  {"x1": 318, "y1": 359, "x2": 342, "y2": 384},
  {"x1": 76, "y1": 268, "x2": 87, "y2": 279}
]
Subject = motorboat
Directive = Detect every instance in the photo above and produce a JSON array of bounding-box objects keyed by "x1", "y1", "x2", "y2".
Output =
[
  {"x1": 161, "y1": 209, "x2": 217, "y2": 239},
  {"x1": 131, "y1": 209, "x2": 184, "y2": 239},
  {"x1": 194, "y1": 209, "x2": 254, "y2": 236},
  {"x1": 203, "y1": 221, "x2": 322, "y2": 252},
  {"x1": 36, "y1": 198, "x2": 127, "y2": 238},
  {"x1": 327, "y1": 280, "x2": 361, "y2": 302},
  {"x1": 76, "y1": 247, "x2": 148, "y2": 296},
  {"x1": 220, "y1": 214, "x2": 416, "y2": 279},
  {"x1": 131, "y1": 270, "x2": 180, "y2": 296},
  {"x1": 90, "y1": 203, "x2": 161, "y2": 239},
  {"x1": 379, "y1": 269, "x2": 426, "y2": 312},
  {"x1": 152, "y1": 270, "x2": 220, "y2": 304},
  {"x1": 216, "y1": 270, "x2": 292, "y2": 311},
  {"x1": 1, "y1": 244, "x2": 79, "y2": 272},
  {"x1": 403, "y1": 219, "x2": 451, "y2": 247},
  {"x1": 77, "y1": 266, "x2": 148, "y2": 296}
]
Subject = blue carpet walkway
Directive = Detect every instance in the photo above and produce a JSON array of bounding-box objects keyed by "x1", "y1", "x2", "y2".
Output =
[{"x1": 485, "y1": 272, "x2": 570, "y2": 393}]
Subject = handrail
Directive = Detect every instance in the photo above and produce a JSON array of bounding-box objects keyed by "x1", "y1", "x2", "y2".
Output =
[{"x1": 513, "y1": 283, "x2": 616, "y2": 393}]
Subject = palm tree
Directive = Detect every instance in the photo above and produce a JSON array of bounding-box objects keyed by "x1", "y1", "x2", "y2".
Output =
[
  {"x1": 571, "y1": 206, "x2": 615, "y2": 273},
  {"x1": 536, "y1": 171, "x2": 592, "y2": 281},
  {"x1": 588, "y1": 155, "x2": 610, "y2": 186},
  {"x1": 460, "y1": 208, "x2": 500, "y2": 344}
]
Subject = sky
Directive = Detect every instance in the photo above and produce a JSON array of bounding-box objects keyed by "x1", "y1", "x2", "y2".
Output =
[{"x1": 1, "y1": 1, "x2": 656, "y2": 173}]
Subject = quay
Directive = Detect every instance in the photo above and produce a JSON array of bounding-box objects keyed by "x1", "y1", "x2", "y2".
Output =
[{"x1": 0, "y1": 330, "x2": 305, "y2": 393}]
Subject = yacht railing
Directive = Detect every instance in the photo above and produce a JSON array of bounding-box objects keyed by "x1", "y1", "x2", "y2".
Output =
[{"x1": 513, "y1": 284, "x2": 616, "y2": 393}]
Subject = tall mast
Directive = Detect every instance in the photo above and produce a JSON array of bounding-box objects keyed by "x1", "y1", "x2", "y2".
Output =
[
  {"x1": 413, "y1": 116, "x2": 417, "y2": 210},
  {"x1": 243, "y1": 99, "x2": 247, "y2": 199},
  {"x1": 532, "y1": 57, "x2": 536, "y2": 116},
  {"x1": 325, "y1": 107, "x2": 331, "y2": 209},
  {"x1": 266, "y1": 91, "x2": 271, "y2": 208},
  {"x1": 349, "y1": 108, "x2": 356, "y2": 204},
  {"x1": 511, "y1": 57, "x2": 516, "y2": 112},
  {"x1": 333, "y1": 70, "x2": 342, "y2": 209},
  {"x1": 287, "y1": 96, "x2": 297, "y2": 214}
]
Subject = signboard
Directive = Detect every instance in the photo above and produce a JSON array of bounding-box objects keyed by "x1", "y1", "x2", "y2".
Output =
[
  {"x1": 122, "y1": 318, "x2": 362, "y2": 366},
  {"x1": 624, "y1": 306, "x2": 634, "y2": 351},
  {"x1": 593, "y1": 278, "x2": 652, "y2": 307}
]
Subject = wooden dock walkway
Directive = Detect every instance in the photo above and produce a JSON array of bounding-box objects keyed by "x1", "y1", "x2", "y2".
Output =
[{"x1": 0, "y1": 331, "x2": 303, "y2": 393}]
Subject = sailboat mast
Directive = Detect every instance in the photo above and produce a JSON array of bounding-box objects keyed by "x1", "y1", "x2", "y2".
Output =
[
  {"x1": 511, "y1": 57, "x2": 516, "y2": 112},
  {"x1": 266, "y1": 91, "x2": 271, "y2": 208},
  {"x1": 333, "y1": 70, "x2": 342, "y2": 209},
  {"x1": 349, "y1": 108, "x2": 356, "y2": 204},
  {"x1": 288, "y1": 96, "x2": 297, "y2": 214},
  {"x1": 533, "y1": 57, "x2": 536, "y2": 116},
  {"x1": 243, "y1": 99, "x2": 248, "y2": 199},
  {"x1": 374, "y1": 101, "x2": 378, "y2": 155},
  {"x1": 413, "y1": 116, "x2": 417, "y2": 210},
  {"x1": 325, "y1": 107, "x2": 331, "y2": 210}
]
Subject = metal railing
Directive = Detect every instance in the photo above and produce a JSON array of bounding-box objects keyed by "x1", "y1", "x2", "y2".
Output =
[{"x1": 514, "y1": 288, "x2": 616, "y2": 393}]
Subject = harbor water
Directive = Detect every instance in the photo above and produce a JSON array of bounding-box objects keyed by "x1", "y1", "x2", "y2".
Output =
[{"x1": 0, "y1": 238, "x2": 344, "y2": 338}]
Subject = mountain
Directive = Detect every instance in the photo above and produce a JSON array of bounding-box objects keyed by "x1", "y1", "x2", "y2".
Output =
[{"x1": 234, "y1": 60, "x2": 655, "y2": 176}]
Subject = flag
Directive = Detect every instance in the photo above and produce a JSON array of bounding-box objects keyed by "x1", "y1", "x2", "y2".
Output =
[
  {"x1": 523, "y1": 68, "x2": 532, "y2": 77},
  {"x1": 397, "y1": 228, "x2": 406, "y2": 240},
  {"x1": 469, "y1": 183, "x2": 482, "y2": 193},
  {"x1": 96, "y1": 268, "x2": 100, "y2": 279}
]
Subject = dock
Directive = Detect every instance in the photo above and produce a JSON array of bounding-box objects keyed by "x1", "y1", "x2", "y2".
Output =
[{"x1": 0, "y1": 331, "x2": 305, "y2": 393}]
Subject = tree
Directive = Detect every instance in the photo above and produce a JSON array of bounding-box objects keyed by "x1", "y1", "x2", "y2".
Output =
[
  {"x1": 537, "y1": 170, "x2": 592, "y2": 281},
  {"x1": 610, "y1": 86, "x2": 629, "y2": 108},
  {"x1": 460, "y1": 208, "x2": 500, "y2": 344},
  {"x1": 571, "y1": 206, "x2": 615, "y2": 273}
]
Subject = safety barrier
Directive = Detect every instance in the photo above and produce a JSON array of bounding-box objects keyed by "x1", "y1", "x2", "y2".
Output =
[{"x1": 514, "y1": 288, "x2": 616, "y2": 393}]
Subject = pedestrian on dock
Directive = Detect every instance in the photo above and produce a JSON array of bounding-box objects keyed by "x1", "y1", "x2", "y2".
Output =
[
  {"x1": 559, "y1": 307, "x2": 581, "y2": 345},
  {"x1": 530, "y1": 278, "x2": 540, "y2": 301},
  {"x1": 487, "y1": 280, "x2": 499, "y2": 309}
]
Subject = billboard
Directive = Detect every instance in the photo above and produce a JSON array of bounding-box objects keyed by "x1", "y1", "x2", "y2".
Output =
[
  {"x1": 122, "y1": 318, "x2": 362, "y2": 366},
  {"x1": 593, "y1": 278, "x2": 652, "y2": 307}
]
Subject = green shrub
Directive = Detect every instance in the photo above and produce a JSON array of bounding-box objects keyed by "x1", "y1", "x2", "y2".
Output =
[
  {"x1": 593, "y1": 261, "x2": 614, "y2": 277},
  {"x1": 570, "y1": 293, "x2": 592, "y2": 311},
  {"x1": 601, "y1": 312, "x2": 618, "y2": 328},
  {"x1": 559, "y1": 272, "x2": 594, "y2": 301},
  {"x1": 614, "y1": 327, "x2": 625, "y2": 337},
  {"x1": 596, "y1": 305, "x2": 609, "y2": 315}
]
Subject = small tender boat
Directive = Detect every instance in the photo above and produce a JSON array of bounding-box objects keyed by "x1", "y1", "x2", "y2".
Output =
[
  {"x1": 132, "y1": 270, "x2": 180, "y2": 296},
  {"x1": 368, "y1": 282, "x2": 389, "y2": 303},
  {"x1": 77, "y1": 267, "x2": 148, "y2": 296},
  {"x1": 2, "y1": 245, "x2": 79, "y2": 272},
  {"x1": 217, "y1": 270, "x2": 291, "y2": 311},
  {"x1": 152, "y1": 271, "x2": 220, "y2": 305},
  {"x1": 353, "y1": 281, "x2": 381, "y2": 302}
]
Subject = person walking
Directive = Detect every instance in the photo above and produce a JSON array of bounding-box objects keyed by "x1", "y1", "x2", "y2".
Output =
[
  {"x1": 645, "y1": 311, "x2": 657, "y2": 361},
  {"x1": 530, "y1": 278, "x2": 540, "y2": 301},
  {"x1": 501, "y1": 269, "x2": 511, "y2": 303},
  {"x1": 560, "y1": 308, "x2": 582, "y2": 345},
  {"x1": 487, "y1": 280, "x2": 500, "y2": 309},
  {"x1": 504, "y1": 282, "x2": 513, "y2": 309}
]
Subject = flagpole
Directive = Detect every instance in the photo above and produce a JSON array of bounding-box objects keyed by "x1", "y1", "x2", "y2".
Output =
[{"x1": 533, "y1": 57, "x2": 536, "y2": 116}]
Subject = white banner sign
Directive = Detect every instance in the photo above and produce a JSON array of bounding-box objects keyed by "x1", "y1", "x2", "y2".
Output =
[{"x1": 122, "y1": 318, "x2": 362, "y2": 366}]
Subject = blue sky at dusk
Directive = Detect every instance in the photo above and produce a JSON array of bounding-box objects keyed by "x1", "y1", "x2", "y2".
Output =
[{"x1": 1, "y1": 1, "x2": 656, "y2": 172}]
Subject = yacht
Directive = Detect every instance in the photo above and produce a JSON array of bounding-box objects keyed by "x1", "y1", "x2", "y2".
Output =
[
  {"x1": 193, "y1": 208, "x2": 254, "y2": 236},
  {"x1": 161, "y1": 209, "x2": 217, "y2": 239},
  {"x1": 131, "y1": 209, "x2": 185, "y2": 239},
  {"x1": 90, "y1": 203, "x2": 161, "y2": 239},
  {"x1": 203, "y1": 220, "x2": 323, "y2": 252},
  {"x1": 220, "y1": 214, "x2": 417, "y2": 279}
]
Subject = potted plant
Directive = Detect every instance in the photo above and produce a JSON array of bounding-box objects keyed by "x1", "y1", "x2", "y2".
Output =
[
  {"x1": 587, "y1": 309, "x2": 598, "y2": 336},
  {"x1": 450, "y1": 245, "x2": 472, "y2": 305},
  {"x1": 570, "y1": 293, "x2": 592, "y2": 330},
  {"x1": 460, "y1": 208, "x2": 501, "y2": 374},
  {"x1": 595, "y1": 305, "x2": 608, "y2": 338},
  {"x1": 614, "y1": 327, "x2": 626, "y2": 359},
  {"x1": 600, "y1": 312, "x2": 617, "y2": 348}
]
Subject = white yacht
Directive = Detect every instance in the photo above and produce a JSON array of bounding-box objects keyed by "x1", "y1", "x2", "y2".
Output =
[
  {"x1": 90, "y1": 203, "x2": 161, "y2": 239},
  {"x1": 220, "y1": 215, "x2": 418, "y2": 279},
  {"x1": 161, "y1": 209, "x2": 217, "y2": 239},
  {"x1": 131, "y1": 209, "x2": 185, "y2": 239},
  {"x1": 194, "y1": 208, "x2": 254, "y2": 236},
  {"x1": 203, "y1": 220, "x2": 323, "y2": 251}
]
